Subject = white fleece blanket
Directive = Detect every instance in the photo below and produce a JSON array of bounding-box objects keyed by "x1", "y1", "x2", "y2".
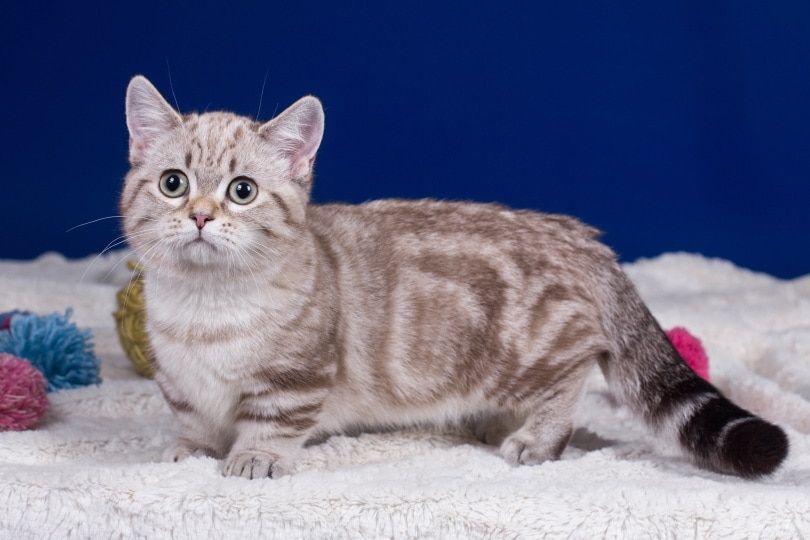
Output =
[{"x1": 0, "y1": 251, "x2": 808, "y2": 538}]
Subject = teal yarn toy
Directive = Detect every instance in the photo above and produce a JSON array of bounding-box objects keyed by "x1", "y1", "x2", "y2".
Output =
[{"x1": 0, "y1": 309, "x2": 101, "y2": 393}]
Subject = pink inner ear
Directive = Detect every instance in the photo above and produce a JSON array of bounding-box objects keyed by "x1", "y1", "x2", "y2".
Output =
[
  {"x1": 289, "y1": 134, "x2": 321, "y2": 179},
  {"x1": 291, "y1": 157, "x2": 313, "y2": 180},
  {"x1": 129, "y1": 139, "x2": 148, "y2": 163}
]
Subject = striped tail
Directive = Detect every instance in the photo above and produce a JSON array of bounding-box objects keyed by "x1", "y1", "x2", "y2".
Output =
[{"x1": 599, "y1": 270, "x2": 788, "y2": 478}]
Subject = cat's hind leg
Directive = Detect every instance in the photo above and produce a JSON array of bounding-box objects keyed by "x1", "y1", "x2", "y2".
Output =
[
  {"x1": 472, "y1": 410, "x2": 526, "y2": 447},
  {"x1": 499, "y1": 381, "x2": 585, "y2": 466}
]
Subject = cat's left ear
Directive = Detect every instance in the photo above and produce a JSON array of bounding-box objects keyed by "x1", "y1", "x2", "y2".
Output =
[
  {"x1": 259, "y1": 96, "x2": 325, "y2": 185},
  {"x1": 126, "y1": 75, "x2": 182, "y2": 164}
]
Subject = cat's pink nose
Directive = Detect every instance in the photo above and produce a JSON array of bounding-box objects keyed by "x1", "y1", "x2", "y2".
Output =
[{"x1": 191, "y1": 212, "x2": 213, "y2": 230}]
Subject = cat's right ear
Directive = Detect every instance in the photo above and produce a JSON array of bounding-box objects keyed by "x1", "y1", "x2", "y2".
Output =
[{"x1": 126, "y1": 76, "x2": 182, "y2": 164}]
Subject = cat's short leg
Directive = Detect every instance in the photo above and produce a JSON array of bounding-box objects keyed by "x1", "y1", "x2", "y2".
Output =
[
  {"x1": 499, "y1": 386, "x2": 582, "y2": 466},
  {"x1": 223, "y1": 400, "x2": 323, "y2": 479},
  {"x1": 473, "y1": 411, "x2": 526, "y2": 446},
  {"x1": 162, "y1": 409, "x2": 228, "y2": 462},
  {"x1": 500, "y1": 416, "x2": 573, "y2": 466},
  {"x1": 155, "y1": 374, "x2": 228, "y2": 462}
]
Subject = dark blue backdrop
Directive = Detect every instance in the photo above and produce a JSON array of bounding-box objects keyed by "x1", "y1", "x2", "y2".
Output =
[{"x1": 3, "y1": 2, "x2": 808, "y2": 278}]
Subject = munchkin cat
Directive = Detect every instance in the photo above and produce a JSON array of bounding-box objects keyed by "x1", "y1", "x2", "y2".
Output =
[{"x1": 121, "y1": 75, "x2": 788, "y2": 479}]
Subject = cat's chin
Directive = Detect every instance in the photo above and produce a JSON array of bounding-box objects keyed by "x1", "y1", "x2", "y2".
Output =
[{"x1": 177, "y1": 238, "x2": 221, "y2": 267}]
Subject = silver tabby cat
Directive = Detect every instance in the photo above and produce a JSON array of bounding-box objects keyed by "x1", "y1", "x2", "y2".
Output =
[{"x1": 121, "y1": 75, "x2": 787, "y2": 479}]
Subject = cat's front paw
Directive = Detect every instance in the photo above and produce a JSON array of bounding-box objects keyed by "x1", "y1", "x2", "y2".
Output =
[
  {"x1": 223, "y1": 451, "x2": 290, "y2": 479},
  {"x1": 162, "y1": 438, "x2": 214, "y2": 463}
]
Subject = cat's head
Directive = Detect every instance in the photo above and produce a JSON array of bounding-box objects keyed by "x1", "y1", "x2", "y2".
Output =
[{"x1": 120, "y1": 75, "x2": 324, "y2": 274}]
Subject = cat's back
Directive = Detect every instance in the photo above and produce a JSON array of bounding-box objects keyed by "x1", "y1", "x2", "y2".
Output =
[{"x1": 307, "y1": 198, "x2": 611, "y2": 271}]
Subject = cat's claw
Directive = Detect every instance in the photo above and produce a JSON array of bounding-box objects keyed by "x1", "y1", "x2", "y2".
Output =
[{"x1": 223, "y1": 451, "x2": 289, "y2": 479}]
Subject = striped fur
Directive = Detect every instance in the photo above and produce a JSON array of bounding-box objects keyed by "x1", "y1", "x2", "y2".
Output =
[{"x1": 121, "y1": 76, "x2": 788, "y2": 479}]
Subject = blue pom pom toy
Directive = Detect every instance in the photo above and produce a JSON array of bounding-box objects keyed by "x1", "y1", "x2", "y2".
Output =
[{"x1": 0, "y1": 309, "x2": 101, "y2": 392}]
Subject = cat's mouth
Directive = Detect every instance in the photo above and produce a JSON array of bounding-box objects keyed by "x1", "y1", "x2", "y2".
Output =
[
  {"x1": 179, "y1": 236, "x2": 219, "y2": 265},
  {"x1": 186, "y1": 236, "x2": 217, "y2": 251}
]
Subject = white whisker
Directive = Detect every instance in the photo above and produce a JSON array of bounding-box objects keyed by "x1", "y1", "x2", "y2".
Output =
[
  {"x1": 66, "y1": 215, "x2": 126, "y2": 233},
  {"x1": 79, "y1": 225, "x2": 161, "y2": 283},
  {"x1": 256, "y1": 70, "x2": 269, "y2": 121},
  {"x1": 166, "y1": 57, "x2": 181, "y2": 110}
]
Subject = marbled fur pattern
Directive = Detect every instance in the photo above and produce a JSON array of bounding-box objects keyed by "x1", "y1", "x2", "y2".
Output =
[{"x1": 121, "y1": 76, "x2": 788, "y2": 479}]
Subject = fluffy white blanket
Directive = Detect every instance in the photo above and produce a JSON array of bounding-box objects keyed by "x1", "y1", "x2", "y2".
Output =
[{"x1": 0, "y1": 252, "x2": 808, "y2": 538}]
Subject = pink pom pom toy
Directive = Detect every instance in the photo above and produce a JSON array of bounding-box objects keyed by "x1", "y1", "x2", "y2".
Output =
[
  {"x1": 666, "y1": 327, "x2": 711, "y2": 381},
  {"x1": 0, "y1": 352, "x2": 50, "y2": 431}
]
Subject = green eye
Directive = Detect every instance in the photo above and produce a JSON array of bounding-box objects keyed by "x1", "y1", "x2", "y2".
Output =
[
  {"x1": 159, "y1": 170, "x2": 189, "y2": 198},
  {"x1": 228, "y1": 177, "x2": 258, "y2": 205}
]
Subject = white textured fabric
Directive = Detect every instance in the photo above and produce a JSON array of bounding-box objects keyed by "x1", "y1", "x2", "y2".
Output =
[{"x1": 0, "y1": 251, "x2": 808, "y2": 538}]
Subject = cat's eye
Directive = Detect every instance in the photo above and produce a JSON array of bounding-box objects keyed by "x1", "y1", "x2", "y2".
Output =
[
  {"x1": 158, "y1": 170, "x2": 189, "y2": 198},
  {"x1": 228, "y1": 177, "x2": 258, "y2": 205}
]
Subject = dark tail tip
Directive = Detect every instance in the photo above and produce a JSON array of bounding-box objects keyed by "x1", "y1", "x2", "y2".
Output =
[{"x1": 720, "y1": 419, "x2": 789, "y2": 478}]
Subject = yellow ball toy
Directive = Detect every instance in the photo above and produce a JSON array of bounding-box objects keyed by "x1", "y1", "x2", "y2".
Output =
[{"x1": 113, "y1": 262, "x2": 154, "y2": 378}]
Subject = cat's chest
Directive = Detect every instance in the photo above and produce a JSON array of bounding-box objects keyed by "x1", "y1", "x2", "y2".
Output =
[
  {"x1": 144, "y1": 280, "x2": 290, "y2": 379},
  {"x1": 146, "y1": 291, "x2": 274, "y2": 425}
]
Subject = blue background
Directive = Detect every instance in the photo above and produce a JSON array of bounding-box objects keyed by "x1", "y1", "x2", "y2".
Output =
[{"x1": 2, "y1": 1, "x2": 808, "y2": 278}]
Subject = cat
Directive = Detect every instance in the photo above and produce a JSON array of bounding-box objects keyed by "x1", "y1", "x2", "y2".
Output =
[{"x1": 121, "y1": 75, "x2": 788, "y2": 480}]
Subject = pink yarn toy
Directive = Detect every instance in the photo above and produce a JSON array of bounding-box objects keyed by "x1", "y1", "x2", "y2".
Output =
[
  {"x1": 0, "y1": 352, "x2": 50, "y2": 431},
  {"x1": 666, "y1": 327, "x2": 711, "y2": 381}
]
